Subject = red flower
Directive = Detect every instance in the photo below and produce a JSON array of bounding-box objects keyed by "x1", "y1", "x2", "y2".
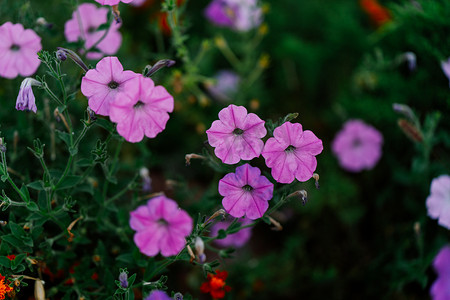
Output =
[
  {"x1": 0, "y1": 274, "x2": 13, "y2": 300},
  {"x1": 360, "y1": 0, "x2": 391, "y2": 27},
  {"x1": 200, "y1": 270, "x2": 231, "y2": 299},
  {"x1": 6, "y1": 255, "x2": 15, "y2": 261}
]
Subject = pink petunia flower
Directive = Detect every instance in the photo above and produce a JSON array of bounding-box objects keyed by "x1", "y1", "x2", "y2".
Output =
[
  {"x1": 109, "y1": 74, "x2": 174, "y2": 143},
  {"x1": 332, "y1": 119, "x2": 383, "y2": 173},
  {"x1": 205, "y1": 0, "x2": 263, "y2": 32},
  {"x1": 430, "y1": 245, "x2": 450, "y2": 300},
  {"x1": 0, "y1": 22, "x2": 42, "y2": 79},
  {"x1": 95, "y1": 0, "x2": 134, "y2": 5},
  {"x1": 64, "y1": 3, "x2": 122, "y2": 60},
  {"x1": 144, "y1": 290, "x2": 172, "y2": 300},
  {"x1": 130, "y1": 0, "x2": 147, "y2": 6},
  {"x1": 219, "y1": 163, "x2": 273, "y2": 220},
  {"x1": 426, "y1": 175, "x2": 450, "y2": 230},
  {"x1": 129, "y1": 195, "x2": 193, "y2": 257},
  {"x1": 211, "y1": 217, "x2": 252, "y2": 248},
  {"x1": 261, "y1": 122, "x2": 323, "y2": 184},
  {"x1": 206, "y1": 104, "x2": 266, "y2": 164},
  {"x1": 206, "y1": 70, "x2": 240, "y2": 102},
  {"x1": 81, "y1": 56, "x2": 139, "y2": 116}
]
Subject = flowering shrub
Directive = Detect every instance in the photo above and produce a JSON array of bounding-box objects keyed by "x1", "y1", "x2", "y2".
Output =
[{"x1": 0, "y1": 0, "x2": 449, "y2": 299}]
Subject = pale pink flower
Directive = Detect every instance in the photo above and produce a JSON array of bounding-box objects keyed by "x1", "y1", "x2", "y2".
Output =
[
  {"x1": 206, "y1": 104, "x2": 266, "y2": 164},
  {"x1": 0, "y1": 22, "x2": 42, "y2": 79},
  {"x1": 81, "y1": 56, "x2": 139, "y2": 116},
  {"x1": 426, "y1": 175, "x2": 450, "y2": 230},
  {"x1": 129, "y1": 195, "x2": 193, "y2": 257},
  {"x1": 211, "y1": 217, "x2": 252, "y2": 248},
  {"x1": 205, "y1": 0, "x2": 262, "y2": 31},
  {"x1": 430, "y1": 245, "x2": 450, "y2": 300},
  {"x1": 95, "y1": 0, "x2": 134, "y2": 5},
  {"x1": 219, "y1": 163, "x2": 273, "y2": 220},
  {"x1": 109, "y1": 74, "x2": 174, "y2": 143},
  {"x1": 332, "y1": 120, "x2": 383, "y2": 172},
  {"x1": 64, "y1": 3, "x2": 122, "y2": 60},
  {"x1": 262, "y1": 122, "x2": 323, "y2": 184}
]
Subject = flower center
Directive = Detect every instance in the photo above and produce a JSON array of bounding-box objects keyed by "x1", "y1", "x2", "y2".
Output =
[
  {"x1": 87, "y1": 26, "x2": 96, "y2": 33},
  {"x1": 242, "y1": 184, "x2": 253, "y2": 192},
  {"x1": 108, "y1": 81, "x2": 119, "y2": 89},
  {"x1": 134, "y1": 101, "x2": 145, "y2": 109},
  {"x1": 285, "y1": 145, "x2": 296, "y2": 153},
  {"x1": 157, "y1": 218, "x2": 168, "y2": 226},
  {"x1": 352, "y1": 138, "x2": 362, "y2": 148},
  {"x1": 233, "y1": 128, "x2": 244, "y2": 136},
  {"x1": 10, "y1": 44, "x2": 20, "y2": 51}
]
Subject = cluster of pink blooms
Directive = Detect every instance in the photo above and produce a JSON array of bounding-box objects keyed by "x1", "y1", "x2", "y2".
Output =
[
  {"x1": 81, "y1": 56, "x2": 174, "y2": 142},
  {"x1": 426, "y1": 175, "x2": 450, "y2": 230},
  {"x1": 0, "y1": 22, "x2": 42, "y2": 79},
  {"x1": 332, "y1": 119, "x2": 383, "y2": 172},
  {"x1": 207, "y1": 104, "x2": 323, "y2": 219},
  {"x1": 129, "y1": 195, "x2": 193, "y2": 257}
]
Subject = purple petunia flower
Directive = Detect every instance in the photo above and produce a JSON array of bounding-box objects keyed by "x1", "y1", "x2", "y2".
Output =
[
  {"x1": 206, "y1": 104, "x2": 266, "y2": 164},
  {"x1": 0, "y1": 22, "x2": 42, "y2": 79},
  {"x1": 144, "y1": 290, "x2": 172, "y2": 300},
  {"x1": 95, "y1": 0, "x2": 134, "y2": 5},
  {"x1": 109, "y1": 74, "x2": 174, "y2": 143},
  {"x1": 426, "y1": 175, "x2": 450, "y2": 230},
  {"x1": 211, "y1": 217, "x2": 252, "y2": 248},
  {"x1": 16, "y1": 78, "x2": 42, "y2": 113},
  {"x1": 130, "y1": 195, "x2": 193, "y2": 257},
  {"x1": 81, "y1": 56, "x2": 139, "y2": 116},
  {"x1": 65, "y1": 3, "x2": 122, "y2": 60},
  {"x1": 441, "y1": 58, "x2": 450, "y2": 88},
  {"x1": 207, "y1": 70, "x2": 240, "y2": 102},
  {"x1": 204, "y1": 0, "x2": 262, "y2": 32},
  {"x1": 430, "y1": 245, "x2": 450, "y2": 300},
  {"x1": 262, "y1": 122, "x2": 323, "y2": 184},
  {"x1": 331, "y1": 119, "x2": 383, "y2": 173},
  {"x1": 219, "y1": 163, "x2": 273, "y2": 220}
]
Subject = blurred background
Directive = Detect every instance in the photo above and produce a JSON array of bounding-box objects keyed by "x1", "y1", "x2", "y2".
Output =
[{"x1": 1, "y1": 0, "x2": 450, "y2": 299}]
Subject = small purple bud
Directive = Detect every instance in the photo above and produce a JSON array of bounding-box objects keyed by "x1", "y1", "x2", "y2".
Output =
[
  {"x1": 56, "y1": 49, "x2": 67, "y2": 61},
  {"x1": 56, "y1": 47, "x2": 89, "y2": 72},
  {"x1": 173, "y1": 292, "x2": 183, "y2": 300},
  {"x1": 392, "y1": 103, "x2": 415, "y2": 121},
  {"x1": 119, "y1": 271, "x2": 128, "y2": 288},
  {"x1": 0, "y1": 138, "x2": 6, "y2": 153},
  {"x1": 404, "y1": 52, "x2": 416, "y2": 71},
  {"x1": 144, "y1": 59, "x2": 176, "y2": 77},
  {"x1": 140, "y1": 167, "x2": 152, "y2": 193},
  {"x1": 16, "y1": 78, "x2": 42, "y2": 113},
  {"x1": 87, "y1": 107, "x2": 97, "y2": 122}
]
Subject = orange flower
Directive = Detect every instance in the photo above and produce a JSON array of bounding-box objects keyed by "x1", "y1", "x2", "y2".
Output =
[
  {"x1": 360, "y1": 0, "x2": 391, "y2": 27},
  {"x1": 0, "y1": 274, "x2": 13, "y2": 300},
  {"x1": 200, "y1": 270, "x2": 231, "y2": 299}
]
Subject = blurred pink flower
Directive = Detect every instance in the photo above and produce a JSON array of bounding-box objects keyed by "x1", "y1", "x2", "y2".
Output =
[
  {"x1": 144, "y1": 290, "x2": 172, "y2": 300},
  {"x1": 219, "y1": 163, "x2": 273, "y2": 220},
  {"x1": 430, "y1": 245, "x2": 450, "y2": 300},
  {"x1": 211, "y1": 217, "x2": 252, "y2": 248},
  {"x1": 332, "y1": 120, "x2": 383, "y2": 172},
  {"x1": 16, "y1": 78, "x2": 42, "y2": 113},
  {"x1": 205, "y1": 0, "x2": 262, "y2": 31},
  {"x1": 207, "y1": 70, "x2": 240, "y2": 102},
  {"x1": 130, "y1": 195, "x2": 193, "y2": 257},
  {"x1": 262, "y1": 122, "x2": 323, "y2": 184},
  {"x1": 81, "y1": 56, "x2": 139, "y2": 116},
  {"x1": 130, "y1": 0, "x2": 147, "y2": 6},
  {"x1": 0, "y1": 22, "x2": 41, "y2": 79},
  {"x1": 64, "y1": 3, "x2": 122, "y2": 60},
  {"x1": 109, "y1": 74, "x2": 174, "y2": 143},
  {"x1": 94, "y1": 0, "x2": 134, "y2": 6},
  {"x1": 426, "y1": 175, "x2": 450, "y2": 230},
  {"x1": 206, "y1": 104, "x2": 266, "y2": 164},
  {"x1": 441, "y1": 58, "x2": 450, "y2": 88}
]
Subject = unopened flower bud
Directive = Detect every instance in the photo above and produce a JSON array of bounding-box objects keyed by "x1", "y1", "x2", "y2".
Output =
[
  {"x1": 204, "y1": 209, "x2": 227, "y2": 224},
  {"x1": 112, "y1": 5, "x2": 121, "y2": 24},
  {"x1": 144, "y1": 59, "x2": 176, "y2": 77},
  {"x1": 56, "y1": 49, "x2": 67, "y2": 61},
  {"x1": 288, "y1": 190, "x2": 308, "y2": 206},
  {"x1": 173, "y1": 292, "x2": 183, "y2": 300},
  {"x1": 186, "y1": 244, "x2": 195, "y2": 263},
  {"x1": 87, "y1": 107, "x2": 97, "y2": 122},
  {"x1": 393, "y1": 103, "x2": 415, "y2": 122},
  {"x1": 312, "y1": 173, "x2": 320, "y2": 189},
  {"x1": 34, "y1": 280, "x2": 45, "y2": 300},
  {"x1": 140, "y1": 167, "x2": 152, "y2": 193},
  {"x1": 195, "y1": 237, "x2": 205, "y2": 261},
  {"x1": 398, "y1": 119, "x2": 423, "y2": 142},
  {"x1": 185, "y1": 153, "x2": 206, "y2": 166},
  {"x1": 0, "y1": 138, "x2": 6, "y2": 153},
  {"x1": 56, "y1": 47, "x2": 89, "y2": 72},
  {"x1": 119, "y1": 271, "x2": 128, "y2": 288}
]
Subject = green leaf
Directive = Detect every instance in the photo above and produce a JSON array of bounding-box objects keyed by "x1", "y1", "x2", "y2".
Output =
[
  {"x1": 9, "y1": 222, "x2": 26, "y2": 239},
  {"x1": 56, "y1": 130, "x2": 72, "y2": 148},
  {"x1": 26, "y1": 202, "x2": 39, "y2": 212},
  {"x1": 95, "y1": 118, "x2": 115, "y2": 132},
  {"x1": 12, "y1": 264, "x2": 25, "y2": 273},
  {"x1": 1, "y1": 174, "x2": 7, "y2": 182},
  {"x1": 56, "y1": 175, "x2": 82, "y2": 190},
  {"x1": 216, "y1": 229, "x2": 227, "y2": 239},
  {"x1": 76, "y1": 158, "x2": 92, "y2": 167},
  {"x1": 27, "y1": 181, "x2": 45, "y2": 191},
  {"x1": 14, "y1": 253, "x2": 27, "y2": 265},
  {"x1": 128, "y1": 273, "x2": 137, "y2": 287},
  {"x1": 20, "y1": 185, "x2": 30, "y2": 203},
  {"x1": 2, "y1": 234, "x2": 25, "y2": 249},
  {"x1": 97, "y1": 23, "x2": 109, "y2": 31},
  {"x1": 0, "y1": 256, "x2": 11, "y2": 268}
]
